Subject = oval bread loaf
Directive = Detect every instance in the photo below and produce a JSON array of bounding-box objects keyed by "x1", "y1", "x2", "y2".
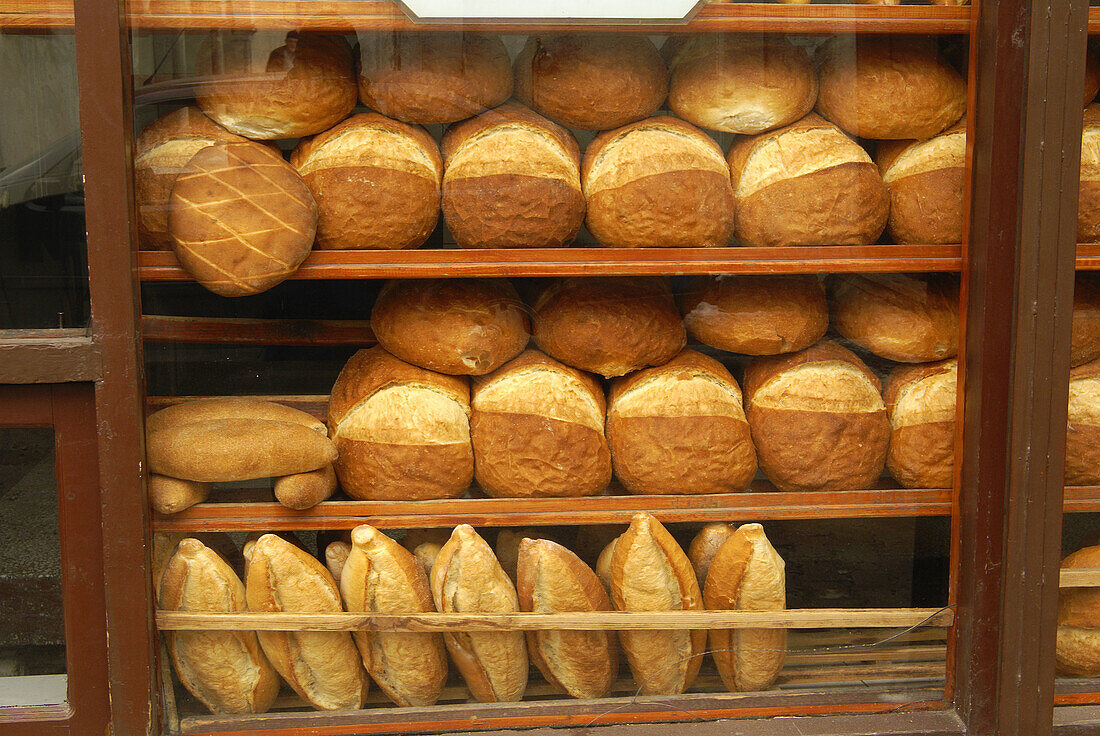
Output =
[
  {"x1": 884, "y1": 359, "x2": 957, "y2": 489},
  {"x1": 877, "y1": 121, "x2": 966, "y2": 245},
  {"x1": 145, "y1": 398, "x2": 327, "y2": 436},
  {"x1": 149, "y1": 474, "x2": 211, "y2": 515},
  {"x1": 273, "y1": 464, "x2": 337, "y2": 510},
  {"x1": 1081, "y1": 105, "x2": 1100, "y2": 243},
  {"x1": 1058, "y1": 545, "x2": 1100, "y2": 676},
  {"x1": 1065, "y1": 358, "x2": 1100, "y2": 485},
  {"x1": 688, "y1": 522, "x2": 736, "y2": 587}
]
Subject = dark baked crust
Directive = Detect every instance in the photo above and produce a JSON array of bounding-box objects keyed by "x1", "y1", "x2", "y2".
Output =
[
  {"x1": 887, "y1": 422, "x2": 953, "y2": 489},
  {"x1": 886, "y1": 166, "x2": 964, "y2": 244},
  {"x1": 334, "y1": 439, "x2": 472, "y2": 501},
  {"x1": 444, "y1": 175, "x2": 584, "y2": 249}
]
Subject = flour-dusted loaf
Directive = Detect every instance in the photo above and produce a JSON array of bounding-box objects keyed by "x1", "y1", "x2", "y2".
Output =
[
  {"x1": 495, "y1": 529, "x2": 558, "y2": 582},
  {"x1": 877, "y1": 120, "x2": 966, "y2": 245},
  {"x1": 884, "y1": 359, "x2": 957, "y2": 489},
  {"x1": 1081, "y1": 105, "x2": 1100, "y2": 243},
  {"x1": 1057, "y1": 545, "x2": 1100, "y2": 675},
  {"x1": 1066, "y1": 358, "x2": 1100, "y2": 485}
]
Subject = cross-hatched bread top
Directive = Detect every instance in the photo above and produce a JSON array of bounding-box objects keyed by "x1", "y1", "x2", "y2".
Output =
[
  {"x1": 609, "y1": 349, "x2": 745, "y2": 421},
  {"x1": 884, "y1": 359, "x2": 957, "y2": 430},
  {"x1": 472, "y1": 349, "x2": 605, "y2": 432},
  {"x1": 744, "y1": 340, "x2": 884, "y2": 414},
  {"x1": 291, "y1": 112, "x2": 442, "y2": 183}
]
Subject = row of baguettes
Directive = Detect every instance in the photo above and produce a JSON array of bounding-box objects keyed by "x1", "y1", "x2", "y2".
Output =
[{"x1": 155, "y1": 516, "x2": 785, "y2": 714}]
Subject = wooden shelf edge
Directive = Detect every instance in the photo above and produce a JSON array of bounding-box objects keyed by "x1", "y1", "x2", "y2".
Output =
[
  {"x1": 1076, "y1": 243, "x2": 1100, "y2": 268},
  {"x1": 1062, "y1": 485, "x2": 1100, "y2": 511}
]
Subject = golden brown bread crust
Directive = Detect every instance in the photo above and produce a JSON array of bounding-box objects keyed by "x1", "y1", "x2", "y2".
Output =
[
  {"x1": 883, "y1": 359, "x2": 957, "y2": 489},
  {"x1": 273, "y1": 463, "x2": 337, "y2": 509},
  {"x1": 514, "y1": 34, "x2": 667, "y2": 131},
  {"x1": 149, "y1": 474, "x2": 211, "y2": 515},
  {"x1": 678, "y1": 275, "x2": 828, "y2": 355},
  {"x1": 688, "y1": 522, "x2": 735, "y2": 588},
  {"x1": 1058, "y1": 545, "x2": 1100, "y2": 675},
  {"x1": 495, "y1": 529, "x2": 558, "y2": 582},
  {"x1": 1066, "y1": 357, "x2": 1100, "y2": 485},
  {"x1": 325, "y1": 540, "x2": 350, "y2": 583},
  {"x1": 532, "y1": 277, "x2": 686, "y2": 378},
  {"x1": 516, "y1": 538, "x2": 618, "y2": 699},
  {"x1": 1074, "y1": 273, "x2": 1100, "y2": 367},
  {"x1": 1082, "y1": 108, "x2": 1100, "y2": 242},
  {"x1": 145, "y1": 398, "x2": 327, "y2": 436},
  {"x1": 742, "y1": 338, "x2": 881, "y2": 399},
  {"x1": 878, "y1": 122, "x2": 966, "y2": 244},
  {"x1": 358, "y1": 33, "x2": 512, "y2": 125}
]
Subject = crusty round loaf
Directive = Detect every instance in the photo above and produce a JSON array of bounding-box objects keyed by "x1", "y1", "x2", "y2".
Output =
[
  {"x1": 168, "y1": 141, "x2": 317, "y2": 297},
  {"x1": 442, "y1": 102, "x2": 583, "y2": 249},
  {"x1": 290, "y1": 113, "x2": 441, "y2": 251},
  {"x1": 327, "y1": 346, "x2": 473, "y2": 500},
  {"x1": 744, "y1": 340, "x2": 889, "y2": 492},
  {"x1": 532, "y1": 277, "x2": 686, "y2": 378},
  {"x1": 583, "y1": 117, "x2": 735, "y2": 248},
  {"x1": 829, "y1": 273, "x2": 960, "y2": 363},
  {"x1": 1074, "y1": 273, "x2": 1100, "y2": 367},
  {"x1": 884, "y1": 359, "x2": 957, "y2": 489},
  {"x1": 877, "y1": 120, "x2": 966, "y2": 244},
  {"x1": 664, "y1": 34, "x2": 817, "y2": 135},
  {"x1": 471, "y1": 350, "x2": 611, "y2": 498},
  {"x1": 678, "y1": 274, "x2": 828, "y2": 355},
  {"x1": 1059, "y1": 545, "x2": 1100, "y2": 676},
  {"x1": 1080, "y1": 105, "x2": 1100, "y2": 243},
  {"x1": 815, "y1": 36, "x2": 966, "y2": 140},
  {"x1": 727, "y1": 113, "x2": 888, "y2": 247},
  {"x1": 370, "y1": 278, "x2": 530, "y2": 375},
  {"x1": 1065, "y1": 358, "x2": 1100, "y2": 485},
  {"x1": 358, "y1": 32, "x2": 512, "y2": 125},
  {"x1": 606, "y1": 349, "x2": 757, "y2": 495},
  {"x1": 514, "y1": 34, "x2": 667, "y2": 131},
  {"x1": 195, "y1": 33, "x2": 356, "y2": 140}
]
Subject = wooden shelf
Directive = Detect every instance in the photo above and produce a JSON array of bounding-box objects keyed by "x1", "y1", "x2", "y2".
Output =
[
  {"x1": 1063, "y1": 486, "x2": 1100, "y2": 512},
  {"x1": 1076, "y1": 243, "x2": 1100, "y2": 268},
  {"x1": 1090, "y1": 6, "x2": 1100, "y2": 34}
]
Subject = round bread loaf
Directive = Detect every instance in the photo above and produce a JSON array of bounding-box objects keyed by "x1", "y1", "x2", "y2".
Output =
[
  {"x1": 514, "y1": 34, "x2": 667, "y2": 131},
  {"x1": 744, "y1": 340, "x2": 889, "y2": 492},
  {"x1": 358, "y1": 32, "x2": 512, "y2": 125},
  {"x1": 441, "y1": 102, "x2": 584, "y2": 249},
  {"x1": 195, "y1": 33, "x2": 356, "y2": 139},
  {"x1": 664, "y1": 34, "x2": 817, "y2": 135},
  {"x1": 470, "y1": 349, "x2": 612, "y2": 498},
  {"x1": 1065, "y1": 358, "x2": 1100, "y2": 486},
  {"x1": 134, "y1": 107, "x2": 244, "y2": 250},
  {"x1": 1074, "y1": 273, "x2": 1100, "y2": 367},
  {"x1": 678, "y1": 274, "x2": 828, "y2": 355},
  {"x1": 327, "y1": 347, "x2": 474, "y2": 500},
  {"x1": 1080, "y1": 105, "x2": 1100, "y2": 243},
  {"x1": 583, "y1": 117, "x2": 735, "y2": 248},
  {"x1": 606, "y1": 349, "x2": 757, "y2": 495},
  {"x1": 370, "y1": 278, "x2": 530, "y2": 375},
  {"x1": 1058, "y1": 545, "x2": 1100, "y2": 676},
  {"x1": 815, "y1": 36, "x2": 966, "y2": 140},
  {"x1": 1087, "y1": 47, "x2": 1100, "y2": 107},
  {"x1": 532, "y1": 277, "x2": 686, "y2": 378},
  {"x1": 168, "y1": 141, "x2": 317, "y2": 297},
  {"x1": 829, "y1": 273, "x2": 960, "y2": 363},
  {"x1": 290, "y1": 113, "x2": 441, "y2": 251},
  {"x1": 883, "y1": 359, "x2": 957, "y2": 489},
  {"x1": 877, "y1": 120, "x2": 966, "y2": 244},
  {"x1": 727, "y1": 113, "x2": 888, "y2": 247}
]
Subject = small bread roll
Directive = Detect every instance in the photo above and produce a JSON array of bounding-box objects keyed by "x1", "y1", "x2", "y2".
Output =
[
  {"x1": 324, "y1": 540, "x2": 351, "y2": 583},
  {"x1": 442, "y1": 102, "x2": 584, "y2": 249},
  {"x1": 607, "y1": 350, "x2": 757, "y2": 495},
  {"x1": 514, "y1": 34, "x2": 667, "y2": 131},
  {"x1": 688, "y1": 522, "x2": 735, "y2": 587},
  {"x1": 274, "y1": 464, "x2": 337, "y2": 510},
  {"x1": 704, "y1": 523, "x2": 786, "y2": 692},
  {"x1": 829, "y1": 273, "x2": 960, "y2": 363},
  {"x1": 728, "y1": 114, "x2": 888, "y2": 247},
  {"x1": 516, "y1": 538, "x2": 618, "y2": 700},
  {"x1": 159, "y1": 539, "x2": 280, "y2": 715},
  {"x1": 884, "y1": 359, "x2": 958, "y2": 489},
  {"x1": 595, "y1": 537, "x2": 618, "y2": 591},
  {"x1": 1080, "y1": 105, "x2": 1100, "y2": 243},
  {"x1": 471, "y1": 350, "x2": 611, "y2": 498},
  {"x1": 244, "y1": 534, "x2": 368, "y2": 710},
  {"x1": 168, "y1": 141, "x2": 318, "y2": 297},
  {"x1": 195, "y1": 33, "x2": 356, "y2": 139},
  {"x1": 583, "y1": 117, "x2": 735, "y2": 248},
  {"x1": 430, "y1": 525, "x2": 528, "y2": 702},
  {"x1": 815, "y1": 37, "x2": 966, "y2": 140},
  {"x1": 358, "y1": 32, "x2": 512, "y2": 124},
  {"x1": 149, "y1": 474, "x2": 210, "y2": 515},
  {"x1": 745, "y1": 340, "x2": 889, "y2": 492},
  {"x1": 1074, "y1": 273, "x2": 1100, "y2": 367},
  {"x1": 1058, "y1": 545, "x2": 1100, "y2": 675},
  {"x1": 1066, "y1": 358, "x2": 1100, "y2": 485},
  {"x1": 341, "y1": 524, "x2": 448, "y2": 707},
  {"x1": 154, "y1": 532, "x2": 241, "y2": 592},
  {"x1": 878, "y1": 121, "x2": 966, "y2": 244},
  {"x1": 608, "y1": 513, "x2": 705, "y2": 695},
  {"x1": 679, "y1": 275, "x2": 828, "y2": 356},
  {"x1": 664, "y1": 35, "x2": 816, "y2": 135},
  {"x1": 290, "y1": 113, "x2": 442, "y2": 251},
  {"x1": 495, "y1": 529, "x2": 556, "y2": 582},
  {"x1": 413, "y1": 542, "x2": 442, "y2": 576},
  {"x1": 532, "y1": 277, "x2": 686, "y2": 378},
  {"x1": 370, "y1": 278, "x2": 530, "y2": 375},
  {"x1": 328, "y1": 347, "x2": 473, "y2": 500},
  {"x1": 146, "y1": 398, "x2": 327, "y2": 436}
]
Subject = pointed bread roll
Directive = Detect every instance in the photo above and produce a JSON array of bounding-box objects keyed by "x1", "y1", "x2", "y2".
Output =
[
  {"x1": 325, "y1": 540, "x2": 351, "y2": 583},
  {"x1": 688, "y1": 522, "x2": 736, "y2": 587}
]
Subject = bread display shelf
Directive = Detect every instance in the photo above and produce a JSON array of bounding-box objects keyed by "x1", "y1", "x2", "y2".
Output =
[
  {"x1": 1074, "y1": 243, "x2": 1100, "y2": 268},
  {"x1": 1061, "y1": 485, "x2": 1100, "y2": 511},
  {"x1": 1059, "y1": 568, "x2": 1100, "y2": 587},
  {"x1": 141, "y1": 315, "x2": 374, "y2": 346}
]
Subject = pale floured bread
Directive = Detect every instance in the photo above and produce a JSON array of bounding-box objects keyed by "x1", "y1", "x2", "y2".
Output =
[
  {"x1": 358, "y1": 32, "x2": 512, "y2": 125},
  {"x1": 245, "y1": 534, "x2": 368, "y2": 710},
  {"x1": 370, "y1": 278, "x2": 530, "y2": 375},
  {"x1": 878, "y1": 120, "x2": 966, "y2": 244},
  {"x1": 442, "y1": 102, "x2": 584, "y2": 249},
  {"x1": 679, "y1": 275, "x2": 828, "y2": 356},
  {"x1": 1058, "y1": 545, "x2": 1100, "y2": 675},
  {"x1": 688, "y1": 522, "x2": 735, "y2": 587},
  {"x1": 595, "y1": 537, "x2": 618, "y2": 592},
  {"x1": 727, "y1": 113, "x2": 888, "y2": 247},
  {"x1": 609, "y1": 513, "x2": 705, "y2": 695},
  {"x1": 430, "y1": 525, "x2": 528, "y2": 702},
  {"x1": 154, "y1": 532, "x2": 241, "y2": 594},
  {"x1": 413, "y1": 542, "x2": 442, "y2": 576},
  {"x1": 516, "y1": 538, "x2": 618, "y2": 699},
  {"x1": 744, "y1": 340, "x2": 889, "y2": 492},
  {"x1": 168, "y1": 141, "x2": 318, "y2": 297},
  {"x1": 195, "y1": 33, "x2": 356, "y2": 139},
  {"x1": 149, "y1": 474, "x2": 210, "y2": 515},
  {"x1": 664, "y1": 35, "x2": 816, "y2": 135},
  {"x1": 514, "y1": 34, "x2": 667, "y2": 131},
  {"x1": 325, "y1": 540, "x2": 351, "y2": 583},
  {"x1": 829, "y1": 273, "x2": 960, "y2": 363},
  {"x1": 1074, "y1": 273, "x2": 1100, "y2": 367},
  {"x1": 471, "y1": 350, "x2": 611, "y2": 498},
  {"x1": 146, "y1": 398, "x2": 327, "y2": 436},
  {"x1": 884, "y1": 359, "x2": 957, "y2": 489},
  {"x1": 159, "y1": 538, "x2": 280, "y2": 714},
  {"x1": 340, "y1": 524, "x2": 448, "y2": 707},
  {"x1": 532, "y1": 277, "x2": 686, "y2": 378},
  {"x1": 328, "y1": 347, "x2": 473, "y2": 500},
  {"x1": 703, "y1": 523, "x2": 786, "y2": 692},
  {"x1": 274, "y1": 464, "x2": 337, "y2": 510},
  {"x1": 607, "y1": 349, "x2": 757, "y2": 495},
  {"x1": 1066, "y1": 358, "x2": 1100, "y2": 485},
  {"x1": 1080, "y1": 105, "x2": 1100, "y2": 243},
  {"x1": 583, "y1": 117, "x2": 735, "y2": 248},
  {"x1": 290, "y1": 113, "x2": 441, "y2": 251},
  {"x1": 815, "y1": 37, "x2": 966, "y2": 140}
]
